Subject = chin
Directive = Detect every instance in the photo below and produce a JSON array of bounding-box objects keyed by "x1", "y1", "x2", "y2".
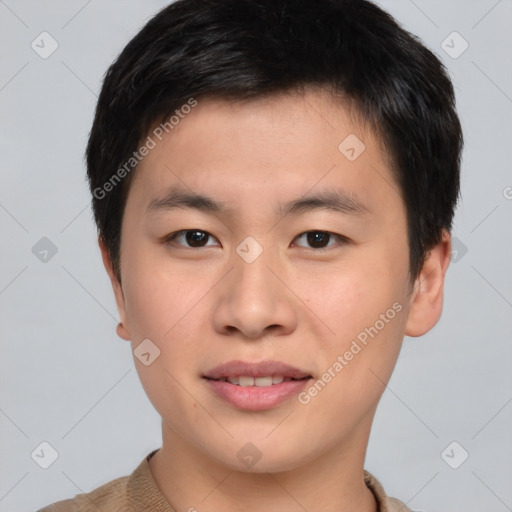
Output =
[{"x1": 206, "y1": 437, "x2": 317, "y2": 475}]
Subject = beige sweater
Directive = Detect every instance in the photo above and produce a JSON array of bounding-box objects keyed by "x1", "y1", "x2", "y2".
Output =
[{"x1": 38, "y1": 450, "x2": 412, "y2": 512}]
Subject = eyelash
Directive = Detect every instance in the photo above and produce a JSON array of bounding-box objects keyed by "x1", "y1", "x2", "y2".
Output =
[{"x1": 162, "y1": 230, "x2": 350, "y2": 250}]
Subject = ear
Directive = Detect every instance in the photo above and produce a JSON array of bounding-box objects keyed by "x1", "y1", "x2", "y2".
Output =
[
  {"x1": 98, "y1": 236, "x2": 131, "y2": 341},
  {"x1": 405, "y1": 230, "x2": 452, "y2": 337}
]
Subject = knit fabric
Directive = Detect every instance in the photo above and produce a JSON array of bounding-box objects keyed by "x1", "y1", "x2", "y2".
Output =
[{"x1": 38, "y1": 450, "x2": 412, "y2": 512}]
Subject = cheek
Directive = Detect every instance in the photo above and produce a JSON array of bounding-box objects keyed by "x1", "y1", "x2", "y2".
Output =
[
  {"x1": 121, "y1": 249, "x2": 215, "y2": 378},
  {"x1": 298, "y1": 250, "x2": 409, "y2": 393},
  {"x1": 301, "y1": 260, "x2": 404, "y2": 336},
  {"x1": 300, "y1": 276, "x2": 406, "y2": 422},
  {"x1": 122, "y1": 262, "x2": 208, "y2": 416},
  {"x1": 121, "y1": 243, "x2": 197, "y2": 335}
]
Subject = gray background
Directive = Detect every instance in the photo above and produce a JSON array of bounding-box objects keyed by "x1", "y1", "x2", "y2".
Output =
[{"x1": 1, "y1": 1, "x2": 511, "y2": 511}]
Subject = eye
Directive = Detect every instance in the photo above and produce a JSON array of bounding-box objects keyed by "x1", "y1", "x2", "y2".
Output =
[
  {"x1": 163, "y1": 230, "x2": 220, "y2": 248},
  {"x1": 162, "y1": 229, "x2": 348, "y2": 250},
  {"x1": 292, "y1": 230, "x2": 349, "y2": 250}
]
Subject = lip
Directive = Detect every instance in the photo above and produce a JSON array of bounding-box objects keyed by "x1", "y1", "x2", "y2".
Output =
[
  {"x1": 202, "y1": 360, "x2": 312, "y2": 411},
  {"x1": 203, "y1": 360, "x2": 311, "y2": 380}
]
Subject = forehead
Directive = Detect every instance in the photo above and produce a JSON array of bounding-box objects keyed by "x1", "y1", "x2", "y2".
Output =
[{"x1": 128, "y1": 89, "x2": 401, "y2": 218}]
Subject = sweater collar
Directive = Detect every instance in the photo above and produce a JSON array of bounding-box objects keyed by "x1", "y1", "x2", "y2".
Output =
[{"x1": 127, "y1": 449, "x2": 411, "y2": 512}]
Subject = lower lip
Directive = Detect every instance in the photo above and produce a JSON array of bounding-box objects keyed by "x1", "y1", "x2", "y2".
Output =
[{"x1": 204, "y1": 378, "x2": 311, "y2": 411}]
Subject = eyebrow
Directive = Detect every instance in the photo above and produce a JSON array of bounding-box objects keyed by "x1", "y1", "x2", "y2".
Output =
[{"x1": 147, "y1": 186, "x2": 370, "y2": 218}]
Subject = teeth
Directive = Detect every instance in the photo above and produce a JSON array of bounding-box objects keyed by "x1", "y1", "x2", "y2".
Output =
[
  {"x1": 238, "y1": 376, "x2": 254, "y2": 387},
  {"x1": 222, "y1": 375, "x2": 288, "y2": 387},
  {"x1": 255, "y1": 376, "x2": 273, "y2": 387}
]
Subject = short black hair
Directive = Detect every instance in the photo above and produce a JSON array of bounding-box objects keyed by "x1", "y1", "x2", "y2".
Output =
[{"x1": 86, "y1": 0, "x2": 463, "y2": 284}]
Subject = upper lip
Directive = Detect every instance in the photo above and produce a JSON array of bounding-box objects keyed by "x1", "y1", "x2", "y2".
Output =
[{"x1": 203, "y1": 360, "x2": 312, "y2": 380}]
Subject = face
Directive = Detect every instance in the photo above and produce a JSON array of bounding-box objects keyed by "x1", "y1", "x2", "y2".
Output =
[{"x1": 102, "y1": 88, "x2": 449, "y2": 473}]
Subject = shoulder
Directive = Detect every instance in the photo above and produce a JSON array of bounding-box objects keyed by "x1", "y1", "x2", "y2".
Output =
[
  {"x1": 364, "y1": 470, "x2": 412, "y2": 512},
  {"x1": 37, "y1": 474, "x2": 130, "y2": 512},
  {"x1": 37, "y1": 450, "x2": 162, "y2": 512}
]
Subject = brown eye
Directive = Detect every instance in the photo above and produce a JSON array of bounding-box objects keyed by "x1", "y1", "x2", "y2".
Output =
[
  {"x1": 293, "y1": 231, "x2": 348, "y2": 249},
  {"x1": 164, "y1": 230, "x2": 220, "y2": 248}
]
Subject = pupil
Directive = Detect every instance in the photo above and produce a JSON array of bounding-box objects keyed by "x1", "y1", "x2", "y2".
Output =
[
  {"x1": 186, "y1": 231, "x2": 207, "y2": 247},
  {"x1": 183, "y1": 231, "x2": 330, "y2": 248},
  {"x1": 307, "y1": 231, "x2": 329, "y2": 248}
]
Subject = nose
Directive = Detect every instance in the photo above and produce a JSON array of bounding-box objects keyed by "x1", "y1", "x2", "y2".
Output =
[{"x1": 212, "y1": 246, "x2": 298, "y2": 340}]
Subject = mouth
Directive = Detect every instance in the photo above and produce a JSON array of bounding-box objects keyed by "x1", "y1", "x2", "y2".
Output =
[
  {"x1": 204, "y1": 375, "x2": 311, "y2": 387},
  {"x1": 202, "y1": 360, "x2": 312, "y2": 410},
  {"x1": 203, "y1": 359, "x2": 312, "y2": 383}
]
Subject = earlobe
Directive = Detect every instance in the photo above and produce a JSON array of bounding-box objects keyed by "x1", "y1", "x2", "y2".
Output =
[
  {"x1": 116, "y1": 321, "x2": 130, "y2": 341},
  {"x1": 98, "y1": 236, "x2": 131, "y2": 341},
  {"x1": 405, "y1": 230, "x2": 452, "y2": 337}
]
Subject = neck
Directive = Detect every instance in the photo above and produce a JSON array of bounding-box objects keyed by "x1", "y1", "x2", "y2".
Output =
[{"x1": 149, "y1": 420, "x2": 378, "y2": 512}]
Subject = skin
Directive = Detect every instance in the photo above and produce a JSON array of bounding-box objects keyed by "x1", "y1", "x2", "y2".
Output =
[{"x1": 100, "y1": 88, "x2": 451, "y2": 512}]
